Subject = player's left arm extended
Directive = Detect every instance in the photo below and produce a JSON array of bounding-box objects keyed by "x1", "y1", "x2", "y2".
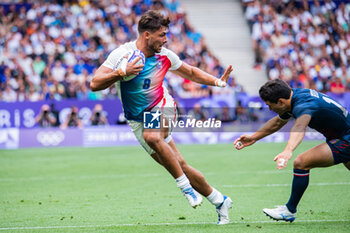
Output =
[
  {"x1": 284, "y1": 114, "x2": 311, "y2": 153},
  {"x1": 171, "y1": 62, "x2": 233, "y2": 87},
  {"x1": 274, "y1": 114, "x2": 311, "y2": 169}
]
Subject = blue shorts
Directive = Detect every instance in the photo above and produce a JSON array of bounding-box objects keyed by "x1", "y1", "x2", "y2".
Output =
[{"x1": 326, "y1": 134, "x2": 350, "y2": 164}]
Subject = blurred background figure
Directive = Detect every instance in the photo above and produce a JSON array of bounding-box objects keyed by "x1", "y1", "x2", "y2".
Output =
[
  {"x1": 330, "y1": 77, "x2": 345, "y2": 94},
  {"x1": 50, "y1": 103, "x2": 60, "y2": 127},
  {"x1": 35, "y1": 104, "x2": 56, "y2": 127},
  {"x1": 90, "y1": 104, "x2": 108, "y2": 126},
  {"x1": 188, "y1": 103, "x2": 208, "y2": 122},
  {"x1": 235, "y1": 100, "x2": 249, "y2": 123},
  {"x1": 215, "y1": 106, "x2": 235, "y2": 123},
  {"x1": 116, "y1": 113, "x2": 127, "y2": 125},
  {"x1": 60, "y1": 106, "x2": 83, "y2": 129}
]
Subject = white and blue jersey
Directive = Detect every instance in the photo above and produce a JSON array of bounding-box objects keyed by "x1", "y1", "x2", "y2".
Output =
[{"x1": 102, "y1": 41, "x2": 182, "y2": 121}]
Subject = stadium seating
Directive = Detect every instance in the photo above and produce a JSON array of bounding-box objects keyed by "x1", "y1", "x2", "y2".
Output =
[
  {"x1": 0, "y1": 0, "x2": 230, "y2": 102},
  {"x1": 243, "y1": 0, "x2": 350, "y2": 94}
]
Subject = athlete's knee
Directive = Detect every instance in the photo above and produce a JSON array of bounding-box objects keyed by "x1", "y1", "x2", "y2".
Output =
[
  {"x1": 293, "y1": 155, "x2": 307, "y2": 170},
  {"x1": 143, "y1": 132, "x2": 162, "y2": 146}
]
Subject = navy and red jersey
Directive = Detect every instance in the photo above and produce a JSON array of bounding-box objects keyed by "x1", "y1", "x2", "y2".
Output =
[{"x1": 279, "y1": 88, "x2": 350, "y2": 140}]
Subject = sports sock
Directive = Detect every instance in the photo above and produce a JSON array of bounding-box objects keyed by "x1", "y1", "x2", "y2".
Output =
[
  {"x1": 286, "y1": 169, "x2": 310, "y2": 213},
  {"x1": 175, "y1": 174, "x2": 191, "y2": 191},
  {"x1": 206, "y1": 187, "x2": 224, "y2": 207}
]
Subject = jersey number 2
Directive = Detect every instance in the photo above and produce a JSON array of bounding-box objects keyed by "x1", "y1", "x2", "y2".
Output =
[
  {"x1": 322, "y1": 96, "x2": 348, "y2": 117},
  {"x1": 143, "y1": 79, "x2": 151, "y2": 89}
]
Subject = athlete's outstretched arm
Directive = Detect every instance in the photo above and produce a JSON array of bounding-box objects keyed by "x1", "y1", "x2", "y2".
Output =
[
  {"x1": 234, "y1": 116, "x2": 288, "y2": 149},
  {"x1": 274, "y1": 114, "x2": 311, "y2": 169},
  {"x1": 171, "y1": 62, "x2": 233, "y2": 87}
]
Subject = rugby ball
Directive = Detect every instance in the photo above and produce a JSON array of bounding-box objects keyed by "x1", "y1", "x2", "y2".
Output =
[{"x1": 120, "y1": 49, "x2": 146, "y2": 82}]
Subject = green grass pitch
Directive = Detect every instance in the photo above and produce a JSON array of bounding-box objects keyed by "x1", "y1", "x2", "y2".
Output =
[{"x1": 1, "y1": 141, "x2": 349, "y2": 232}]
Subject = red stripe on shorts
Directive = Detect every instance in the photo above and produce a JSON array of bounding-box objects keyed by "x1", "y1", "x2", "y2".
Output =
[{"x1": 161, "y1": 97, "x2": 166, "y2": 108}]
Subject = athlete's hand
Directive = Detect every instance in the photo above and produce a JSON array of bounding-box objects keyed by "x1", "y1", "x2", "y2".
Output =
[
  {"x1": 234, "y1": 134, "x2": 256, "y2": 150},
  {"x1": 216, "y1": 65, "x2": 233, "y2": 87},
  {"x1": 274, "y1": 150, "x2": 293, "y2": 170},
  {"x1": 125, "y1": 56, "x2": 144, "y2": 76}
]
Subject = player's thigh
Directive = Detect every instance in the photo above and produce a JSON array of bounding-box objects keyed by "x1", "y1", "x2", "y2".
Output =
[
  {"x1": 294, "y1": 142, "x2": 334, "y2": 170},
  {"x1": 128, "y1": 120, "x2": 155, "y2": 155},
  {"x1": 143, "y1": 127, "x2": 162, "y2": 142},
  {"x1": 142, "y1": 116, "x2": 171, "y2": 143}
]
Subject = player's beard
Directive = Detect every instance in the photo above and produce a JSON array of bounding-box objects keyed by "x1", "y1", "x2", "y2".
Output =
[{"x1": 149, "y1": 42, "x2": 163, "y2": 53}]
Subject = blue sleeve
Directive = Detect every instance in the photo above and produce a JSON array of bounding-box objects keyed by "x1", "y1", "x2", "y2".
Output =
[{"x1": 293, "y1": 102, "x2": 315, "y2": 119}]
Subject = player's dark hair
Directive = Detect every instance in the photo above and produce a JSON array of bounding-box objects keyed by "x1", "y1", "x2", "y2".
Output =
[
  {"x1": 138, "y1": 10, "x2": 170, "y2": 33},
  {"x1": 259, "y1": 79, "x2": 292, "y2": 103}
]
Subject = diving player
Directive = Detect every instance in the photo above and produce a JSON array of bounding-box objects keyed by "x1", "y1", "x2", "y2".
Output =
[
  {"x1": 234, "y1": 79, "x2": 350, "y2": 222},
  {"x1": 91, "y1": 10, "x2": 233, "y2": 224}
]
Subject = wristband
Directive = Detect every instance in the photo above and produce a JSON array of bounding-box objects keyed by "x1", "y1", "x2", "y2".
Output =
[
  {"x1": 278, "y1": 158, "x2": 286, "y2": 167},
  {"x1": 215, "y1": 79, "x2": 226, "y2": 87}
]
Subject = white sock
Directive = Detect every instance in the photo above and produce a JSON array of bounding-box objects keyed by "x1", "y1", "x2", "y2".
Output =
[
  {"x1": 175, "y1": 174, "x2": 191, "y2": 191},
  {"x1": 206, "y1": 187, "x2": 224, "y2": 207}
]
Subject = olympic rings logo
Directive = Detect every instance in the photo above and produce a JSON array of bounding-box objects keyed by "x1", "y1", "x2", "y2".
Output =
[{"x1": 36, "y1": 131, "x2": 65, "y2": 146}]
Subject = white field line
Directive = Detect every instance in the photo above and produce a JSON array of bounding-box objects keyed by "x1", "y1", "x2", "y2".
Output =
[
  {"x1": 222, "y1": 182, "x2": 350, "y2": 188},
  {"x1": 0, "y1": 173, "x2": 161, "y2": 182},
  {"x1": 0, "y1": 168, "x2": 346, "y2": 182},
  {"x1": 0, "y1": 219, "x2": 349, "y2": 231}
]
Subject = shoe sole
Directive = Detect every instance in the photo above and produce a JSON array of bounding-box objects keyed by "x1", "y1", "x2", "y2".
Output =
[
  {"x1": 191, "y1": 197, "x2": 203, "y2": 209},
  {"x1": 192, "y1": 202, "x2": 202, "y2": 209},
  {"x1": 217, "y1": 220, "x2": 230, "y2": 225},
  {"x1": 263, "y1": 210, "x2": 295, "y2": 223}
]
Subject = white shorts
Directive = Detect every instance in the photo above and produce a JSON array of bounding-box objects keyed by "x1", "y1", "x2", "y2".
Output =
[{"x1": 128, "y1": 93, "x2": 177, "y2": 155}]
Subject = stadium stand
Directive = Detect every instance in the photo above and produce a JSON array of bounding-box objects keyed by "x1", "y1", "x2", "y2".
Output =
[
  {"x1": 0, "y1": 0, "x2": 235, "y2": 102},
  {"x1": 243, "y1": 0, "x2": 350, "y2": 94},
  {"x1": 179, "y1": 0, "x2": 266, "y2": 95}
]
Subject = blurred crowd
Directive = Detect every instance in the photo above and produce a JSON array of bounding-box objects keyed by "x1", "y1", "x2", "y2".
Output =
[
  {"x1": 243, "y1": 0, "x2": 350, "y2": 94},
  {"x1": 0, "y1": 0, "x2": 237, "y2": 103},
  {"x1": 35, "y1": 103, "x2": 109, "y2": 128}
]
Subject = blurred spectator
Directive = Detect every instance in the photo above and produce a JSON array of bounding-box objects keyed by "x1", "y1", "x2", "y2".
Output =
[
  {"x1": 3, "y1": 85, "x2": 17, "y2": 102},
  {"x1": 90, "y1": 104, "x2": 108, "y2": 126},
  {"x1": 243, "y1": 0, "x2": 350, "y2": 94},
  {"x1": 51, "y1": 61, "x2": 66, "y2": 83},
  {"x1": 32, "y1": 56, "x2": 46, "y2": 76},
  {"x1": 116, "y1": 112, "x2": 127, "y2": 125},
  {"x1": 50, "y1": 103, "x2": 60, "y2": 127},
  {"x1": 188, "y1": 103, "x2": 208, "y2": 122},
  {"x1": 35, "y1": 104, "x2": 56, "y2": 127},
  {"x1": 235, "y1": 100, "x2": 249, "y2": 123},
  {"x1": 330, "y1": 77, "x2": 345, "y2": 94},
  {"x1": 60, "y1": 106, "x2": 83, "y2": 129},
  {"x1": 215, "y1": 106, "x2": 235, "y2": 123}
]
